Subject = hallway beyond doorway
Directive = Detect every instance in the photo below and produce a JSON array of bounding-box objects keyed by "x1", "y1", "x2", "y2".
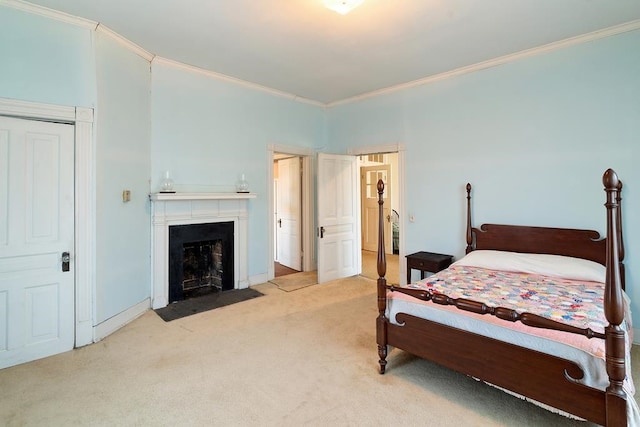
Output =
[
  {"x1": 274, "y1": 262, "x2": 300, "y2": 277},
  {"x1": 361, "y1": 250, "x2": 400, "y2": 285}
]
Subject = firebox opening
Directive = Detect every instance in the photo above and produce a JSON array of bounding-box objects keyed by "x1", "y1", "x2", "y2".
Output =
[
  {"x1": 169, "y1": 222, "x2": 234, "y2": 303},
  {"x1": 182, "y1": 239, "x2": 223, "y2": 298}
]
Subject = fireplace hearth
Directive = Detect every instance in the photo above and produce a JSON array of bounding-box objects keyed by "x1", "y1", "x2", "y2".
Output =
[{"x1": 168, "y1": 222, "x2": 233, "y2": 303}]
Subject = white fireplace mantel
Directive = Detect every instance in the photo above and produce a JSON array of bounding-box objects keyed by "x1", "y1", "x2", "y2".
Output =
[
  {"x1": 150, "y1": 192, "x2": 256, "y2": 309},
  {"x1": 150, "y1": 192, "x2": 257, "y2": 201}
]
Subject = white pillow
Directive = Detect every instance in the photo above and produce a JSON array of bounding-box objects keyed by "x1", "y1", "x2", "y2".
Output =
[{"x1": 451, "y1": 250, "x2": 606, "y2": 283}]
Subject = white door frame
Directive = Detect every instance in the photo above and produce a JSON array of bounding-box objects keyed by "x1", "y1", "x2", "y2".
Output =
[
  {"x1": 348, "y1": 143, "x2": 407, "y2": 285},
  {"x1": 0, "y1": 97, "x2": 95, "y2": 347},
  {"x1": 267, "y1": 144, "x2": 315, "y2": 280}
]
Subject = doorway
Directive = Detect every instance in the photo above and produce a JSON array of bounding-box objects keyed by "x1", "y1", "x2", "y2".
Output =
[
  {"x1": 0, "y1": 115, "x2": 75, "y2": 369},
  {"x1": 267, "y1": 145, "x2": 315, "y2": 282},
  {"x1": 0, "y1": 97, "x2": 95, "y2": 366},
  {"x1": 266, "y1": 144, "x2": 404, "y2": 286},
  {"x1": 357, "y1": 151, "x2": 401, "y2": 285},
  {"x1": 274, "y1": 154, "x2": 302, "y2": 277}
]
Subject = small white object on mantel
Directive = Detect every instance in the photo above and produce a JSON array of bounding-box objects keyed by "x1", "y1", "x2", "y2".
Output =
[{"x1": 149, "y1": 192, "x2": 257, "y2": 201}]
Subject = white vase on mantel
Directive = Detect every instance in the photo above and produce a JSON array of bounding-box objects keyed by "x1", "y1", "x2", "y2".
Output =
[
  {"x1": 236, "y1": 174, "x2": 249, "y2": 193},
  {"x1": 160, "y1": 170, "x2": 175, "y2": 193}
]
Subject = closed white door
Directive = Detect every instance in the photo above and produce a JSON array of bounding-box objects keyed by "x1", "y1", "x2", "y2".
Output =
[
  {"x1": 361, "y1": 165, "x2": 391, "y2": 254},
  {"x1": 0, "y1": 116, "x2": 75, "y2": 369},
  {"x1": 317, "y1": 153, "x2": 360, "y2": 283},
  {"x1": 276, "y1": 157, "x2": 301, "y2": 271}
]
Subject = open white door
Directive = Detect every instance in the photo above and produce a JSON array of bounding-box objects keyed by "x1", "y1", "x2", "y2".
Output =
[
  {"x1": 317, "y1": 153, "x2": 360, "y2": 283},
  {"x1": 0, "y1": 116, "x2": 75, "y2": 369},
  {"x1": 276, "y1": 157, "x2": 301, "y2": 271},
  {"x1": 361, "y1": 165, "x2": 391, "y2": 254}
]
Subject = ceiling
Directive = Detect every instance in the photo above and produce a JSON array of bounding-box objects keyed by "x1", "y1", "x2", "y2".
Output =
[{"x1": 20, "y1": 0, "x2": 640, "y2": 105}]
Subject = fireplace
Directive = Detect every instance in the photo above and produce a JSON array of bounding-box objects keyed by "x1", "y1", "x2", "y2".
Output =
[
  {"x1": 150, "y1": 192, "x2": 256, "y2": 309},
  {"x1": 168, "y1": 222, "x2": 234, "y2": 302}
]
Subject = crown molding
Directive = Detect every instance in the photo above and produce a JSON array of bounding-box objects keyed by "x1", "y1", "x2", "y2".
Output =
[
  {"x1": 328, "y1": 19, "x2": 640, "y2": 108},
  {"x1": 4, "y1": 0, "x2": 639, "y2": 109},
  {"x1": 152, "y1": 57, "x2": 325, "y2": 108},
  {"x1": 96, "y1": 24, "x2": 154, "y2": 62},
  {"x1": 2, "y1": 1, "x2": 154, "y2": 62},
  {"x1": 3, "y1": 0, "x2": 321, "y2": 107},
  {"x1": 0, "y1": 0, "x2": 96, "y2": 29}
]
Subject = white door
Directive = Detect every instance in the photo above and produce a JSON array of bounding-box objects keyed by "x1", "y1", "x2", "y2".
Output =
[
  {"x1": 317, "y1": 153, "x2": 360, "y2": 283},
  {"x1": 276, "y1": 157, "x2": 301, "y2": 271},
  {"x1": 273, "y1": 179, "x2": 279, "y2": 262},
  {"x1": 361, "y1": 165, "x2": 392, "y2": 254},
  {"x1": 0, "y1": 116, "x2": 75, "y2": 369}
]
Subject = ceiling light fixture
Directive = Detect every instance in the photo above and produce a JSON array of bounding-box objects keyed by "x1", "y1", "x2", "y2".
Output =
[{"x1": 323, "y1": 0, "x2": 364, "y2": 15}]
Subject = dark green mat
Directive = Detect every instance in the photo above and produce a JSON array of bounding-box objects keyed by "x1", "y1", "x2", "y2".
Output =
[{"x1": 154, "y1": 288, "x2": 263, "y2": 322}]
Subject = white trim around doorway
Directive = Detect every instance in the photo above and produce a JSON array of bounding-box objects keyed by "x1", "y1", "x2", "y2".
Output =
[
  {"x1": 348, "y1": 143, "x2": 407, "y2": 285},
  {"x1": 265, "y1": 144, "x2": 315, "y2": 283},
  {"x1": 0, "y1": 97, "x2": 95, "y2": 347}
]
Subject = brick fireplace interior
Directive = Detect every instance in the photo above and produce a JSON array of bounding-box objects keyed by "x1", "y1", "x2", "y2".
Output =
[{"x1": 168, "y1": 222, "x2": 234, "y2": 303}]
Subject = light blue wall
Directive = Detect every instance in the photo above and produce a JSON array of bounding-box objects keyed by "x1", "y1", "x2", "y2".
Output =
[
  {"x1": 328, "y1": 30, "x2": 640, "y2": 316},
  {"x1": 94, "y1": 32, "x2": 152, "y2": 323},
  {"x1": 0, "y1": 6, "x2": 95, "y2": 107},
  {"x1": 4, "y1": 3, "x2": 639, "y2": 334},
  {"x1": 151, "y1": 63, "x2": 325, "y2": 276},
  {"x1": 0, "y1": 6, "x2": 153, "y2": 324}
]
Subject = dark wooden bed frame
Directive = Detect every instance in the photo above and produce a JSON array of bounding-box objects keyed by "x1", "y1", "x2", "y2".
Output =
[{"x1": 376, "y1": 169, "x2": 628, "y2": 426}]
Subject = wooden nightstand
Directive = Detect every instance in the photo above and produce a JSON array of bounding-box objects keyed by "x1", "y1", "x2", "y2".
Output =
[{"x1": 406, "y1": 251, "x2": 453, "y2": 284}]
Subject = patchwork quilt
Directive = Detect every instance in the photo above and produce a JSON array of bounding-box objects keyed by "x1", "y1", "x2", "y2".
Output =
[{"x1": 405, "y1": 265, "x2": 607, "y2": 333}]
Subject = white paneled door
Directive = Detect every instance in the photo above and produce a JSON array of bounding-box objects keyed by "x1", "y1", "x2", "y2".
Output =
[
  {"x1": 361, "y1": 165, "x2": 391, "y2": 254},
  {"x1": 276, "y1": 157, "x2": 302, "y2": 271},
  {"x1": 0, "y1": 116, "x2": 75, "y2": 369},
  {"x1": 317, "y1": 153, "x2": 360, "y2": 283}
]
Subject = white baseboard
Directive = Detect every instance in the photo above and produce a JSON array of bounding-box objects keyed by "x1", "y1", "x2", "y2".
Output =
[
  {"x1": 93, "y1": 298, "x2": 150, "y2": 343},
  {"x1": 249, "y1": 273, "x2": 269, "y2": 286}
]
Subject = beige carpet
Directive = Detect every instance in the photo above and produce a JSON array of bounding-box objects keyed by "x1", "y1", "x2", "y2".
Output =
[
  {"x1": 270, "y1": 250, "x2": 398, "y2": 292},
  {"x1": 1, "y1": 275, "x2": 635, "y2": 426},
  {"x1": 361, "y1": 249, "x2": 400, "y2": 284},
  {"x1": 269, "y1": 270, "x2": 318, "y2": 292}
]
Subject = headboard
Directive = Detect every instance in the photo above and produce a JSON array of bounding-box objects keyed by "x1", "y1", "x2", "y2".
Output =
[{"x1": 464, "y1": 176, "x2": 624, "y2": 289}]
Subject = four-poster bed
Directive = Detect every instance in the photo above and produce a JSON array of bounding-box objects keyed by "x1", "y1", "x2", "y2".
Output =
[{"x1": 375, "y1": 169, "x2": 636, "y2": 426}]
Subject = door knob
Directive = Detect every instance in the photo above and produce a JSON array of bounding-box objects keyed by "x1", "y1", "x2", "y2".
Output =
[
  {"x1": 278, "y1": 218, "x2": 282, "y2": 228},
  {"x1": 319, "y1": 226, "x2": 325, "y2": 238},
  {"x1": 61, "y1": 252, "x2": 70, "y2": 272}
]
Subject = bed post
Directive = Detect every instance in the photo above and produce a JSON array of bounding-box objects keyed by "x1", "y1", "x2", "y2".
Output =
[
  {"x1": 465, "y1": 183, "x2": 473, "y2": 254},
  {"x1": 603, "y1": 169, "x2": 627, "y2": 426},
  {"x1": 376, "y1": 179, "x2": 389, "y2": 374},
  {"x1": 617, "y1": 180, "x2": 625, "y2": 291}
]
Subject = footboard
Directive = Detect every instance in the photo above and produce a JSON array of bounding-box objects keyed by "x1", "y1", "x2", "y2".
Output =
[{"x1": 388, "y1": 313, "x2": 607, "y2": 424}]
